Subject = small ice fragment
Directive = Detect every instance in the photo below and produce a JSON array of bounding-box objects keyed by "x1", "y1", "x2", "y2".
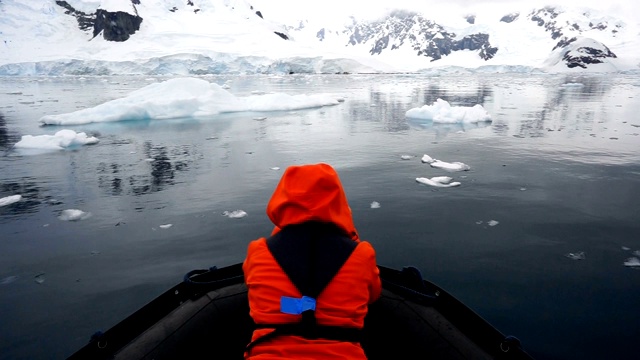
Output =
[
  {"x1": 206, "y1": 136, "x2": 218, "y2": 140},
  {"x1": 0, "y1": 195, "x2": 21, "y2": 207},
  {"x1": 565, "y1": 252, "x2": 586, "y2": 260},
  {"x1": 621, "y1": 246, "x2": 630, "y2": 251},
  {"x1": 159, "y1": 224, "x2": 173, "y2": 229},
  {"x1": 623, "y1": 257, "x2": 640, "y2": 267},
  {"x1": 400, "y1": 155, "x2": 412, "y2": 160},
  {"x1": 370, "y1": 201, "x2": 380, "y2": 209},
  {"x1": 476, "y1": 221, "x2": 483, "y2": 225},
  {"x1": 253, "y1": 117, "x2": 267, "y2": 121},
  {"x1": 223, "y1": 210, "x2": 247, "y2": 218},
  {"x1": 144, "y1": 158, "x2": 155, "y2": 162},
  {"x1": 488, "y1": 220, "x2": 499, "y2": 226},
  {"x1": 416, "y1": 177, "x2": 461, "y2": 188},
  {"x1": 430, "y1": 160, "x2": 470, "y2": 172},
  {"x1": 633, "y1": 250, "x2": 640, "y2": 256},
  {"x1": 520, "y1": 187, "x2": 527, "y2": 191},
  {"x1": 270, "y1": 167, "x2": 280, "y2": 170},
  {"x1": 421, "y1": 154, "x2": 435, "y2": 163},
  {"x1": 58, "y1": 209, "x2": 91, "y2": 221},
  {"x1": 34, "y1": 273, "x2": 45, "y2": 284}
]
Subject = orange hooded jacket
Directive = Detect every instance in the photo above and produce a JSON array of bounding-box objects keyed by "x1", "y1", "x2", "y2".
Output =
[{"x1": 243, "y1": 163, "x2": 382, "y2": 359}]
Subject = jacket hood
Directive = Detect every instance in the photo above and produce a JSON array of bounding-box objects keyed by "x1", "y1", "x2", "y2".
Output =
[{"x1": 266, "y1": 163, "x2": 359, "y2": 241}]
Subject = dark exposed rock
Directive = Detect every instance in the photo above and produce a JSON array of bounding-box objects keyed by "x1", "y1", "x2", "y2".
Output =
[
  {"x1": 255, "y1": 10, "x2": 263, "y2": 19},
  {"x1": 563, "y1": 41, "x2": 617, "y2": 68},
  {"x1": 465, "y1": 15, "x2": 475, "y2": 24},
  {"x1": 274, "y1": 31, "x2": 288, "y2": 40},
  {"x1": 500, "y1": 13, "x2": 519, "y2": 23},
  {"x1": 345, "y1": 11, "x2": 497, "y2": 61},
  {"x1": 553, "y1": 36, "x2": 577, "y2": 50},
  {"x1": 317, "y1": 28, "x2": 325, "y2": 41},
  {"x1": 94, "y1": 9, "x2": 142, "y2": 42},
  {"x1": 55, "y1": 1, "x2": 95, "y2": 32}
]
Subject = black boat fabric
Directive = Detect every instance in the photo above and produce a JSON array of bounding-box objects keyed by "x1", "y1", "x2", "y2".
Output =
[{"x1": 246, "y1": 222, "x2": 361, "y2": 351}]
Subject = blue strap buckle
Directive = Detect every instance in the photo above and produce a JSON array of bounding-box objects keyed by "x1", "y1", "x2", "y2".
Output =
[{"x1": 280, "y1": 296, "x2": 316, "y2": 315}]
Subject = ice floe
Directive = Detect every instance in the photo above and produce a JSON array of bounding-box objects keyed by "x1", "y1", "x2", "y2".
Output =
[
  {"x1": 0, "y1": 195, "x2": 21, "y2": 207},
  {"x1": 415, "y1": 176, "x2": 461, "y2": 188},
  {"x1": 487, "y1": 220, "x2": 499, "y2": 226},
  {"x1": 13, "y1": 130, "x2": 98, "y2": 151},
  {"x1": 58, "y1": 209, "x2": 91, "y2": 221},
  {"x1": 421, "y1": 154, "x2": 470, "y2": 171},
  {"x1": 370, "y1": 201, "x2": 381, "y2": 209},
  {"x1": 565, "y1": 252, "x2": 586, "y2": 260},
  {"x1": 159, "y1": 224, "x2": 173, "y2": 229},
  {"x1": 223, "y1": 210, "x2": 247, "y2": 218},
  {"x1": 39, "y1": 78, "x2": 343, "y2": 126},
  {"x1": 623, "y1": 257, "x2": 640, "y2": 267},
  {"x1": 405, "y1": 99, "x2": 492, "y2": 123}
]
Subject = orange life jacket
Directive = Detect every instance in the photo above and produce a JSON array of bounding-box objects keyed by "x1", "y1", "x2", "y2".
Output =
[{"x1": 243, "y1": 163, "x2": 381, "y2": 359}]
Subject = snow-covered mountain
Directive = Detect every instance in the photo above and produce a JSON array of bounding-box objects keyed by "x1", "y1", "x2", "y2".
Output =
[{"x1": 0, "y1": 0, "x2": 638, "y2": 76}]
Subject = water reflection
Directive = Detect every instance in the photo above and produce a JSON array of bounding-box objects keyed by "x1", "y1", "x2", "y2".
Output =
[
  {"x1": 96, "y1": 141, "x2": 195, "y2": 198},
  {"x1": 0, "y1": 112, "x2": 21, "y2": 151},
  {"x1": 0, "y1": 178, "x2": 54, "y2": 219}
]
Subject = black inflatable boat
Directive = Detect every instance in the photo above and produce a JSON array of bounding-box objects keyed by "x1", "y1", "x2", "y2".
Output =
[{"x1": 67, "y1": 263, "x2": 535, "y2": 359}]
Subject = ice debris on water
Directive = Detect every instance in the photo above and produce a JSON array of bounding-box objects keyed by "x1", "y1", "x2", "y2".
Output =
[
  {"x1": 421, "y1": 154, "x2": 470, "y2": 171},
  {"x1": 159, "y1": 224, "x2": 173, "y2": 229},
  {"x1": 34, "y1": 273, "x2": 45, "y2": 284},
  {"x1": 488, "y1": 220, "x2": 499, "y2": 226},
  {"x1": 370, "y1": 201, "x2": 380, "y2": 209},
  {"x1": 623, "y1": 257, "x2": 640, "y2": 268},
  {"x1": 270, "y1": 167, "x2": 280, "y2": 170},
  {"x1": 400, "y1": 155, "x2": 412, "y2": 160},
  {"x1": 416, "y1": 176, "x2": 461, "y2": 188},
  {"x1": 58, "y1": 209, "x2": 91, "y2": 221},
  {"x1": 0, "y1": 194, "x2": 21, "y2": 207},
  {"x1": 223, "y1": 210, "x2": 247, "y2": 218},
  {"x1": 565, "y1": 252, "x2": 586, "y2": 260},
  {"x1": 1, "y1": 276, "x2": 18, "y2": 285}
]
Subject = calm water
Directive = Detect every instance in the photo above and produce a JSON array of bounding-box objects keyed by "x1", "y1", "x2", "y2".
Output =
[{"x1": 1, "y1": 73, "x2": 639, "y2": 360}]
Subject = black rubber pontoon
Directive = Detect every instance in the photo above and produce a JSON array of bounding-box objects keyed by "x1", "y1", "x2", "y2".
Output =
[{"x1": 67, "y1": 263, "x2": 534, "y2": 360}]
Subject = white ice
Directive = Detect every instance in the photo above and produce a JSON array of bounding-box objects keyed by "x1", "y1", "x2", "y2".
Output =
[
  {"x1": 416, "y1": 176, "x2": 461, "y2": 188},
  {"x1": 58, "y1": 209, "x2": 91, "y2": 221},
  {"x1": 405, "y1": 99, "x2": 492, "y2": 123},
  {"x1": 370, "y1": 201, "x2": 381, "y2": 209},
  {"x1": 421, "y1": 154, "x2": 470, "y2": 171},
  {"x1": 624, "y1": 257, "x2": 640, "y2": 267},
  {"x1": 0, "y1": 195, "x2": 22, "y2": 207},
  {"x1": 223, "y1": 210, "x2": 248, "y2": 218},
  {"x1": 14, "y1": 130, "x2": 99, "y2": 150},
  {"x1": 39, "y1": 78, "x2": 343, "y2": 126}
]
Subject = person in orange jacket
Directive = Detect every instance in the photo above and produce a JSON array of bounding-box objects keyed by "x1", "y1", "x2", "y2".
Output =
[{"x1": 243, "y1": 163, "x2": 382, "y2": 359}]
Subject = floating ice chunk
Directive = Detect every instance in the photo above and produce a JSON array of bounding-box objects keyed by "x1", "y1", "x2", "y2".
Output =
[
  {"x1": 565, "y1": 251, "x2": 586, "y2": 260},
  {"x1": 416, "y1": 177, "x2": 461, "y2": 188},
  {"x1": 421, "y1": 154, "x2": 435, "y2": 163},
  {"x1": 39, "y1": 78, "x2": 342, "y2": 126},
  {"x1": 400, "y1": 155, "x2": 412, "y2": 160},
  {"x1": 406, "y1": 99, "x2": 492, "y2": 123},
  {"x1": 159, "y1": 224, "x2": 173, "y2": 229},
  {"x1": 270, "y1": 167, "x2": 280, "y2": 170},
  {"x1": 0, "y1": 195, "x2": 21, "y2": 207},
  {"x1": 14, "y1": 130, "x2": 99, "y2": 150},
  {"x1": 621, "y1": 246, "x2": 630, "y2": 251},
  {"x1": 58, "y1": 209, "x2": 91, "y2": 221},
  {"x1": 488, "y1": 220, "x2": 499, "y2": 226},
  {"x1": 430, "y1": 160, "x2": 470, "y2": 172},
  {"x1": 561, "y1": 82, "x2": 585, "y2": 87},
  {"x1": 223, "y1": 210, "x2": 247, "y2": 218},
  {"x1": 370, "y1": 201, "x2": 380, "y2": 209},
  {"x1": 624, "y1": 257, "x2": 640, "y2": 267},
  {"x1": 633, "y1": 250, "x2": 640, "y2": 257},
  {"x1": 34, "y1": 273, "x2": 45, "y2": 284},
  {"x1": 253, "y1": 117, "x2": 267, "y2": 121}
]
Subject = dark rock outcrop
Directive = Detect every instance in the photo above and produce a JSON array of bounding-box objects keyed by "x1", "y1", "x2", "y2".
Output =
[
  {"x1": 93, "y1": 9, "x2": 142, "y2": 42},
  {"x1": 55, "y1": 1, "x2": 95, "y2": 31},
  {"x1": 465, "y1": 15, "x2": 475, "y2": 24},
  {"x1": 345, "y1": 11, "x2": 497, "y2": 61},
  {"x1": 562, "y1": 41, "x2": 617, "y2": 68},
  {"x1": 500, "y1": 13, "x2": 519, "y2": 23}
]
